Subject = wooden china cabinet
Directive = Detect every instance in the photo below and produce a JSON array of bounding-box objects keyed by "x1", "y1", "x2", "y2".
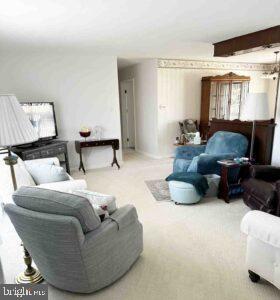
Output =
[{"x1": 200, "y1": 72, "x2": 250, "y2": 138}]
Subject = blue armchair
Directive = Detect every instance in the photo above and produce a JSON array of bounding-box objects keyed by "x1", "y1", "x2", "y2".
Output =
[{"x1": 173, "y1": 131, "x2": 248, "y2": 175}]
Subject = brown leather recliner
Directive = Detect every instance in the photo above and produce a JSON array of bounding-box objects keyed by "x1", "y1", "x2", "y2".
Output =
[{"x1": 242, "y1": 165, "x2": 280, "y2": 216}]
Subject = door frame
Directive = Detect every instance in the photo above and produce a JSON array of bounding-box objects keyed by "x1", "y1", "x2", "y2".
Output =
[{"x1": 120, "y1": 78, "x2": 137, "y2": 149}]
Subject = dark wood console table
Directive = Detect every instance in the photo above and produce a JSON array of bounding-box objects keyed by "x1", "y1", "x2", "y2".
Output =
[
  {"x1": 12, "y1": 140, "x2": 70, "y2": 174},
  {"x1": 75, "y1": 139, "x2": 120, "y2": 174}
]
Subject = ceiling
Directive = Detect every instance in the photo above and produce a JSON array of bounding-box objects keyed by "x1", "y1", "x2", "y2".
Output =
[{"x1": 0, "y1": 0, "x2": 279, "y2": 65}]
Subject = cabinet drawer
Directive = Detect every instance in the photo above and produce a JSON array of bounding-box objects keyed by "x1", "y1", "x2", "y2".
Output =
[
  {"x1": 41, "y1": 149, "x2": 55, "y2": 156},
  {"x1": 100, "y1": 141, "x2": 109, "y2": 146},
  {"x1": 25, "y1": 152, "x2": 40, "y2": 160},
  {"x1": 56, "y1": 145, "x2": 66, "y2": 154}
]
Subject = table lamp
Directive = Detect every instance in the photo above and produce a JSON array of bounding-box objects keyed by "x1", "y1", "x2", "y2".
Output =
[
  {"x1": 241, "y1": 93, "x2": 269, "y2": 161},
  {"x1": 0, "y1": 94, "x2": 43, "y2": 283}
]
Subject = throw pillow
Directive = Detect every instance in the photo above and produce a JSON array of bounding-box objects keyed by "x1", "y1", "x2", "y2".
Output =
[
  {"x1": 187, "y1": 155, "x2": 199, "y2": 172},
  {"x1": 72, "y1": 189, "x2": 117, "y2": 215},
  {"x1": 187, "y1": 153, "x2": 208, "y2": 173},
  {"x1": 26, "y1": 164, "x2": 70, "y2": 185}
]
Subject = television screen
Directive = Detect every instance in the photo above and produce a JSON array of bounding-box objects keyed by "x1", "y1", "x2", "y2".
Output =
[{"x1": 21, "y1": 102, "x2": 57, "y2": 139}]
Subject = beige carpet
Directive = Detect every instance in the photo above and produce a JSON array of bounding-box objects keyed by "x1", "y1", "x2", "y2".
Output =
[{"x1": 1, "y1": 150, "x2": 280, "y2": 300}]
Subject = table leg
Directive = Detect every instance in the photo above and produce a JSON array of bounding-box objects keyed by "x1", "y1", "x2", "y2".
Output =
[
  {"x1": 218, "y1": 166, "x2": 230, "y2": 203},
  {"x1": 79, "y1": 150, "x2": 86, "y2": 174},
  {"x1": 65, "y1": 149, "x2": 71, "y2": 175},
  {"x1": 111, "y1": 148, "x2": 120, "y2": 169}
]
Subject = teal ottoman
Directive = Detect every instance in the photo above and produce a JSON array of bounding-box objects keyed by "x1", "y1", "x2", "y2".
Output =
[{"x1": 168, "y1": 180, "x2": 201, "y2": 205}]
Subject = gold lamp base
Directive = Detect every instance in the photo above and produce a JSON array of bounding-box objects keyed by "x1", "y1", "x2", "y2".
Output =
[
  {"x1": 15, "y1": 244, "x2": 44, "y2": 284},
  {"x1": 15, "y1": 269, "x2": 44, "y2": 284}
]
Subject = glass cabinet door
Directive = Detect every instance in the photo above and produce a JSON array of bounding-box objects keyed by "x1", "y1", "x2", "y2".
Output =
[
  {"x1": 229, "y1": 82, "x2": 242, "y2": 120},
  {"x1": 209, "y1": 82, "x2": 230, "y2": 120},
  {"x1": 229, "y1": 81, "x2": 249, "y2": 120},
  {"x1": 218, "y1": 82, "x2": 230, "y2": 119},
  {"x1": 208, "y1": 80, "x2": 249, "y2": 121},
  {"x1": 209, "y1": 82, "x2": 217, "y2": 120}
]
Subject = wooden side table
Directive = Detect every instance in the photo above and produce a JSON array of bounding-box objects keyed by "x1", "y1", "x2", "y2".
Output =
[
  {"x1": 75, "y1": 139, "x2": 120, "y2": 174},
  {"x1": 218, "y1": 162, "x2": 251, "y2": 203}
]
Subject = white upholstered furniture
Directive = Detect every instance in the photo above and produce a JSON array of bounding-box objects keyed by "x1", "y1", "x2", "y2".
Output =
[
  {"x1": 241, "y1": 210, "x2": 280, "y2": 289},
  {"x1": 0, "y1": 155, "x2": 86, "y2": 205}
]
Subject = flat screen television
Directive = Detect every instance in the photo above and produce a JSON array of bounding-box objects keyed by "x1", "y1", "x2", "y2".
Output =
[{"x1": 21, "y1": 102, "x2": 58, "y2": 140}]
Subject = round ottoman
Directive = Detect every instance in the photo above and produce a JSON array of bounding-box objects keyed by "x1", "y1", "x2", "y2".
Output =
[{"x1": 168, "y1": 181, "x2": 201, "y2": 204}]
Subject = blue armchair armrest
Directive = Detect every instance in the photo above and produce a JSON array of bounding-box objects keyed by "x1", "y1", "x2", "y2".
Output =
[
  {"x1": 174, "y1": 145, "x2": 206, "y2": 160},
  {"x1": 197, "y1": 153, "x2": 236, "y2": 175}
]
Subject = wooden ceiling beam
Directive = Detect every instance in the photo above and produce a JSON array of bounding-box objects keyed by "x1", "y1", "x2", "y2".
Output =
[{"x1": 213, "y1": 25, "x2": 280, "y2": 57}]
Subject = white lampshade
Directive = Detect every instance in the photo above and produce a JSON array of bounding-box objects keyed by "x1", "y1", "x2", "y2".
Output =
[
  {"x1": 0, "y1": 94, "x2": 38, "y2": 147},
  {"x1": 241, "y1": 92, "x2": 269, "y2": 121}
]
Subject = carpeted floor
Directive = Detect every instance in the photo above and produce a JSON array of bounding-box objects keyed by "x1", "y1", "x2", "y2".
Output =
[{"x1": 1, "y1": 150, "x2": 280, "y2": 300}]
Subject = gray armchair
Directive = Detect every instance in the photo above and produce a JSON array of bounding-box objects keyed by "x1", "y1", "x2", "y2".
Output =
[{"x1": 5, "y1": 187, "x2": 143, "y2": 293}]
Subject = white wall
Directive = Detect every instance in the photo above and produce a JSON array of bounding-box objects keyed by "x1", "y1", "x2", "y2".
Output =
[
  {"x1": 157, "y1": 66, "x2": 273, "y2": 157},
  {"x1": 119, "y1": 60, "x2": 158, "y2": 157},
  {"x1": 0, "y1": 52, "x2": 122, "y2": 170},
  {"x1": 267, "y1": 79, "x2": 278, "y2": 119}
]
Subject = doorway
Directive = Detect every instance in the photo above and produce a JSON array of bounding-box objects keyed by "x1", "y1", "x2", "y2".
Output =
[{"x1": 120, "y1": 79, "x2": 136, "y2": 149}]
